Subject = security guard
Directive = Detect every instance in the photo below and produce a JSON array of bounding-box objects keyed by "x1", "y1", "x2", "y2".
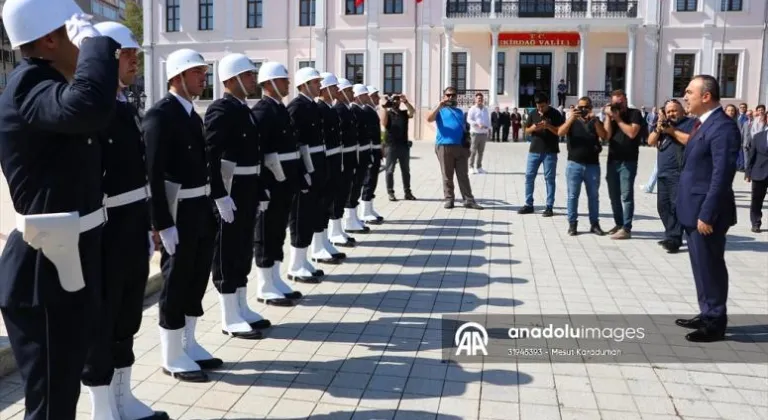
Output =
[
  {"x1": 360, "y1": 86, "x2": 385, "y2": 224},
  {"x1": 0, "y1": 2, "x2": 117, "y2": 418},
  {"x1": 286, "y1": 67, "x2": 327, "y2": 282},
  {"x1": 205, "y1": 53, "x2": 271, "y2": 340},
  {"x1": 144, "y1": 48, "x2": 221, "y2": 383},
  {"x1": 329, "y1": 77, "x2": 360, "y2": 247},
  {"x1": 344, "y1": 84, "x2": 374, "y2": 234},
  {"x1": 251, "y1": 62, "x2": 309, "y2": 305},
  {"x1": 310, "y1": 72, "x2": 347, "y2": 263},
  {"x1": 80, "y1": 21, "x2": 168, "y2": 420}
]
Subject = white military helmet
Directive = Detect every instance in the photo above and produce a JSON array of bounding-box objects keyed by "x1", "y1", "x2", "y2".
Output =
[
  {"x1": 352, "y1": 84, "x2": 369, "y2": 98},
  {"x1": 257, "y1": 61, "x2": 288, "y2": 85},
  {"x1": 295, "y1": 67, "x2": 322, "y2": 87},
  {"x1": 319, "y1": 73, "x2": 338, "y2": 90},
  {"x1": 217, "y1": 53, "x2": 256, "y2": 83},
  {"x1": 337, "y1": 78, "x2": 353, "y2": 90},
  {"x1": 166, "y1": 48, "x2": 207, "y2": 81},
  {"x1": 366, "y1": 86, "x2": 380, "y2": 95},
  {"x1": 2, "y1": 0, "x2": 82, "y2": 49},
  {"x1": 93, "y1": 21, "x2": 140, "y2": 49}
]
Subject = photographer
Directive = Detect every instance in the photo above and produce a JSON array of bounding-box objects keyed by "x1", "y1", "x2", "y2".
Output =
[
  {"x1": 647, "y1": 99, "x2": 694, "y2": 253},
  {"x1": 557, "y1": 97, "x2": 608, "y2": 236},
  {"x1": 603, "y1": 89, "x2": 644, "y2": 239},
  {"x1": 379, "y1": 93, "x2": 416, "y2": 201}
]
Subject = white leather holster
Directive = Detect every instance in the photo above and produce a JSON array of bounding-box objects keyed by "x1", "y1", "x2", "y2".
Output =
[
  {"x1": 299, "y1": 145, "x2": 315, "y2": 174},
  {"x1": 263, "y1": 152, "x2": 286, "y2": 181},
  {"x1": 164, "y1": 181, "x2": 182, "y2": 223},
  {"x1": 220, "y1": 159, "x2": 237, "y2": 195}
]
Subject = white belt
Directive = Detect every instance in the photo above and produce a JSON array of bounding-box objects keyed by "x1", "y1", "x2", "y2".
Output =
[
  {"x1": 177, "y1": 184, "x2": 211, "y2": 199},
  {"x1": 308, "y1": 145, "x2": 325, "y2": 154},
  {"x1": 358, "y1": 144, "x2": 371, "y2": 151},
  {"x1": 371, "y1": 144, "x2": 382, "y2": 150},
  {"x1": 342, "y1": 146, "x2": 357, "y2": 153},
  {"x1": 325, "y1": 146, "x2": 341, "y2": 156},
  {"x1": 16, "y1": 207, "x2": 106, "y2": 234},
  {"x1": 104, "y1": 184, "x2": 151, "y2": 208},
  {"x1": 233, "y1": 165, "x2": 261, "y2": 175},
  {"x1": 278, "y1": 151, "x2": 301, "y2": 161}
]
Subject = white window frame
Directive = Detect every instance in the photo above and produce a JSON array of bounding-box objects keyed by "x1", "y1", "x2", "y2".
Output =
[
  {"x1": 516, "y1": 48, "x2": 558, "y2": 105},
  {"x1": 296, "y1": 0, "x2": 317, "y2": 27},
  {"x1": 382, "y1": 0, "x2": 408, "y2": 15},
  {"x1": 340, "y1": 0, "x2": 366, "y2": 17},
  {"x1": 669, "y1": 49, "x2": 700, "y2": 99},
  {"x1": 380, "y1": 49, "x2": 408, "y2": 95},
  {"x1": 450, "y1": 47, "x2": 472, "y2": 92},
  {"x1": 199, "y1": 61, "x2": 215, "y2": 102},
  {"x1": 295, "y1": 58, "x2": 317, "y2": 71},
  {"x1": 245, "y1": 0, "x2": 264, "y2": 29},
  {"x1": 340, "y1": 50, "x2": 368, "y2": 85},
  {"x1": 711, "y1": 48, "x2": 746, "y2": 100},
  {"x1": 671, "y1": 0, "x2": 702, "y2": 13},
  {"x1": 563, "y1": 48, "x2": 580, "y2": 97},
  {"x1": 600, "y1": 48, "x2": 630, "y2": 95},
  {"x1": 164, "y1": 0, "x2": 182, "y2": 33}
]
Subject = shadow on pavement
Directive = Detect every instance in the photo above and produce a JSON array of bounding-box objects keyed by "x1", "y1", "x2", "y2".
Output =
[
  {"x1": 341, "y1": 254, "x2": 519, "y2": 268},
  {"x1": 323, "y1": 271, "x2": 528, "y2": 288},
  {"x1": 295, "y1": 291, "x2": 522, "y2": 314},
  {"x1": 224, "y1": 410, "x2": 463, "y2": 420}
]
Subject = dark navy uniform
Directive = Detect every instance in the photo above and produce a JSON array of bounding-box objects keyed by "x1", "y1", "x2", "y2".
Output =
[
  {"x1": 82, "y1": 96, "x2": 152, "y2": 388},
  {"x1": 205, "y1": 93, "x2": 269, "y2": 294},
  {"x1": 361, "y1": 104, "x2": 383, "y2": 202},
  {"x1": 348, "y1": 103, "x2": 372, "y2": 211},
  {"x1": 144, "y1": 93, "x2": 216, "y2": 331},
  {"x1": 251, "y1": 96, "x2": 309, "y2": 267},
  {"x1": 0, "y1": 37, "x2": 119, "y2": 420},
  {"x1": 335, "y1": 101, "x2": 359, "y2": 222},
  {"x1": 317, "y1": 99, "x2": 344, "y2": 230}
]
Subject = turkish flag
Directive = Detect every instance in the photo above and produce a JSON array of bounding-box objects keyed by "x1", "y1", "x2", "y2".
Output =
[
  {"x1": 416, "y1": 0, "x2": 423, "y2": 2},
  {"x1": 355, "y1": 0, "x2": 364, "y2": 7}
]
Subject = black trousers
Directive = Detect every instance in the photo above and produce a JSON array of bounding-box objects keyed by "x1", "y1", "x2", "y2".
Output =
[
  {"x1": 335, "y1": 152, "x2": 357, "y2": 219},
  {"x1": 83, "y1": 202, "x2": 150, "y2": 386},
  {"x1": 750, "y1": 178, "x2": 767, "y2": 227},
  {"x1": 492, "y1": 125, "x2": 500, "y2": 142},
  {"x1": 684, "y1": 223, "x2": 729, "y2": 321},
  {"x1": 1, "y1": 229, "x2": 101, "y2": 420},
  {"x1": 158, "y1": 197, "x2": 216, "y2": 330},
  {"x1": 346, "y1": 149, "x2": 370, "y2": 208},
  {"x1": 558, "y1": 92, "x2": 566, "y2": 107},
  {"x1": 385, "y1": 143, "x2": 411, "y2": 194},
  {"x1": 212, "y1": 176, "x2": 260, "y2": 294},
  {"x1": 290, "y1": 155, "x2": 326, "y2": 247},
  {"x1": 657, "y1": 175, "x2": 683, "y2": 247},
  {"x1": 255, "y1": 178, "x2": 298, "y2": 267},
  {"x1": 502, "y1": 125, "x2": 510, "y2": 142},
  {"x1": 361, "y1": 152, "x2": 382, "y2": 202},
  {"x1": 323, "y1": 153, "x2": 344, "y2": 227}
]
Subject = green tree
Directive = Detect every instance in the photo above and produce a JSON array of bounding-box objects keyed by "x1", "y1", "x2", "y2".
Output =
[{"x1": 123, "y1": 1, "x2": 144, "y2": 75}]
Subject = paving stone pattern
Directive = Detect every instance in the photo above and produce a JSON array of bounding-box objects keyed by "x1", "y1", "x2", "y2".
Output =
[{"x1": 1, "y1": 142, "x2": 766, "y2": 420}]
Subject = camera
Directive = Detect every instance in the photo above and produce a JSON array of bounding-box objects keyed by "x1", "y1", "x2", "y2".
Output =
[
  {"x1": 576, "y1": 106, "x2": 590, "y2": 117},
  {"x1": 383, "y1": 94, "x2": 401, "y2": 108},
  {"x1": 609, "y1": 103, "x2": 622, "y2": 114}
]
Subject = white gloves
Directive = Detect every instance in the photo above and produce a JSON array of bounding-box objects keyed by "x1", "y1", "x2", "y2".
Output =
[
  {"x1": 304, "y1": 174, "x2": 312, "y2": 188},
  {"x1": 159, "y1": 226, "x2": 179, "y2": 256},
  {"x1": 215, "y1": 196, "x2": 237, "y2": 223},
  {"x1": 65, "y1": 13, "x2": 101, "y2": 49},
  {"x1": 259, "y1": 201, "x2": 269, "y2": 213},
  {"x1": 148, "y1": 231, "x2": 155, "y2": 257}
]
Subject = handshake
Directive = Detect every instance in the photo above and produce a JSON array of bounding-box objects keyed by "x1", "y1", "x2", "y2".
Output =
[{"x1": 65, "y1": 13, "x2": 102, "y2": 49}]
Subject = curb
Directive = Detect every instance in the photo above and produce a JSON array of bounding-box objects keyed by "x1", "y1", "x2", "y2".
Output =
[{"x1": 0, "y1": 258, "x2": 164, "y2": 378}]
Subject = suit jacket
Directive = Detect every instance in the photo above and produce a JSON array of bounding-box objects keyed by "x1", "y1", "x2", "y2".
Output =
[
  {"x1": 499, "y1": 112, "x2": 511, "y2": 127},
  {"x1": 0, "y1": 37, "x2": 120, "y2": 307},
  {"x1": 746, "y1": 130, "x2": 768, "y2": 181},
  {"x1": 676, "y1": 107, "x2": 740, "y2": 229},
  {"x1": 491, "y1": 112, "x2": 500, "y2": 127}
]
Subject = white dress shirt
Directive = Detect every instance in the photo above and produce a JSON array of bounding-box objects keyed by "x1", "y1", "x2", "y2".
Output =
[
  {"x1": 467, "y1": 105, "x2": 491, "y2": 135},
  {"x1": 169, "y1": 90, "x2": 194, "y2": 115}
]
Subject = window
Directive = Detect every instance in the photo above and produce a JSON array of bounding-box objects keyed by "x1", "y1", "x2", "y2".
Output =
[
  {"x1": 383, "y1": 53, "x2": 403, "y2": 94},
  {"x1": 166, "y1": 0, "x2": 180, "y2": 32},
  {"x1": 299, "y1": 60, "x2": 315, "y2": 69},
  {"x1": 345, "y1": 53, "x2": 365, "y2": 85},
  {"x1": 91, "y1": 0, "x2": 120, "y2": 20},
  {"x1": 604, "y1": 52, "x2": 626, "y2": 93},
  {"x1": 300, "y1": 0, "x2": 316, "y2": 26},
  {"x1": 571, "y1": 0, "x2": 588, "y2": 12},
  {"x1": 496, "y1": 52, "x2": 505, "y2": 95},
  {"x1": 247, "y1": 61, "x2": 263, "y2": 99},
  {"x1": 345, "y1": 0, "x2": 364, "y2": 15},
  {"x1": 721, "y1": 0, "x2": 742, "y2": 11},
  {"x1": 247, "y1": 0, "x2": 262, "y2": 28},
  {"x1": 200, "y1": 64, "x2": 214, "y2": 100},
  {"x1": 672, "y1": 54, "x2": 695, "y2": 98},
  {"x1": 384, "y1": 0, "x2": 404, "y2": 14},
  {"x1": 451, "y1": 52, "x2": 467, "y2": 93},
  {"x1": 199, "y1": 0, "x2": 213, "y2": 31},
  {"x1": 566, "y1": 52, "x2": 578, "y2": 96},
  {"x1": 676, "y1": 0, "x2": 697, "y2": 11},
  {"x1": 716, "y1": 53, "x2": 739, "y2": 98}
]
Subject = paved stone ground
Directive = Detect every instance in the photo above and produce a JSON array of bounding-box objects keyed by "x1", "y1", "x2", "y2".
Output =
[{"x1": 1, "y1": 141, "x2": 766, "y2": 420}]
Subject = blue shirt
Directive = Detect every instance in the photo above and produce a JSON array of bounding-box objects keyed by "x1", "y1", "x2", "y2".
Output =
[
  {"x1": 658, "y1": 116, "x2": 696, "y2": 177},
  {"x1": 435, "y1": 107, "x2": 465, "y2": 146}
]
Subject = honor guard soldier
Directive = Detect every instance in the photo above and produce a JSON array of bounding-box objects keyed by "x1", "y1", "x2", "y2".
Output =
[
  {"x1": 251, "y1": 62, "x2": 310, "y2": 305},
  {"x1": 344, "y1": 84, "x2": 374, "y2": 234},
  {"x1": 80, "y1": 21, "x2": 168, "y2": 420},
  {"x1": 0, "y1": 1, "x2": 118, "y2": 418},
  {"x1": 360, "y1": 86, "x2": 385, "y2": 224},
  {"x1": 328, "y1": 77, "x2": 360, "y2": 247},
  {"x1": 144, "y1": 48, "x2": 221, "y2": 383},
  {"x1": 310, "y1": 72, "x2": 347, "y2": 263},
  {"x1": 286, "y1": 67, "x2": 329, "y2": 282},
  {"x1": 205, "y1": 53, "x2": 271, "y2": 340}
]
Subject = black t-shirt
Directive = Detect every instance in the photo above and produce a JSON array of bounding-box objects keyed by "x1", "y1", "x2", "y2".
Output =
[
  {"x1": 567, "y1": 118, "x2": 602, "y2": 164},
  {"x1": 607, "y1": 107, "x2": 644, "y2": 162},
  {"x1": 657, "y1": 116, "x2": 696, "y2": 177},
  {"x1": 385, "y1": 109, "x2": 409, "y2": 145},
  {"x1": 527, "y1": 107, "x2": 564, "y2": 154}
]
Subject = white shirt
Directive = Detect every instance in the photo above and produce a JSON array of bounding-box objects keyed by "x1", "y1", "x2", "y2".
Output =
[
  {"x1": 169, "y1": 90, "x2": 194, "y2": 115},
  {"x1": 467, "y1": 105, "x2": 491, "y2": 134},
  {"x1": 697, "y1": 106, "x2": 721, "y2": 125}
]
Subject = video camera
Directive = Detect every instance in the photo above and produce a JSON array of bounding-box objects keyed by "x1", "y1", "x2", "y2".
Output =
[{"x1": 383, "y1": 94, "x2": 401, "y2": 108}]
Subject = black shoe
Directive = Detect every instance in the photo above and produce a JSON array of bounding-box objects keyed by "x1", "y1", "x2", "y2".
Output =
[
  {"x1": 162, "y1": 369, "x2": 208, "y2": 383},
  {"x1": 607, "y1": 225, "x2": 622, "y2": 235},
  {"x1": 590, "y1": 224, "x2": 605, "y2": 236},
  {"x1": 313, "y1": 256, "x2": 342, "y2": 265},
  {"x1": 404, "y1": 191, "x2": 417, "y2": 200},
  {"x1": 388, "y1": 192, "x2": 398, "y2": 201},
  {"x1": 332, "y1": 252, "x2": 347, "y2": 259},
  {"x1": 542, "y1": 208, "x2": 554, "y2": 217},
  {"x1": 332, "y1": 238, "x2": 356, "y2": 248},
  {"x1": 517, "y1": 205, "x2": 534, "y2": 214},
  {"x1": 657, "y1": 239, "x2": 669, "y2": 246},
  {"x1": 464, "y1": 201, "x2": 484, "y2": 210},
  {"x1": 285, "y1": 291, "x2": 303, "y2": 300},
  {"x1": 249, "y1": 319, "x2": 272, "y2": 329},
  {"x1": 345, "y1": 226, "x2": 370, "y2": 233},
  {"x1": 221, "y1": 328, "x2": 263, "y2": 340},
  {"x1": 257, "y1": 297, "x2": 295, "y2": 306},
  {"x1": 286, "y1": 273, "x2": 321, "y2": 284},
  {"x1": 444, "y1": 200, "x2": 454, "y2": 209},
  {"x1": 752, "y1": 226, "x2": 761, "y2": 233},
  {"x1": 685, "y1": 327, "x2": 726, "y2": 343},
  {"x1": 194, "y1": 358, "x2": 224, "y2": 370},
  {"x1": 662, "y1": 241, "x2": 681, "y2": 254},
  {"x1": 567, "y1": 223, "x2": 577, "y2": 236},
  {"x1": 138, "y1": 411, "x2": 170, "y2": 420},
  {"x1": 675, "y1": 315, "x2": 704, "y2": 329}
]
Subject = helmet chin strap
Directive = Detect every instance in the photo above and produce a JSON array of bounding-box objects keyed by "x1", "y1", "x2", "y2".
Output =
[
  {"x1": 236, "y1": 74, "x2": 249, "y2": 98},
  {"x1": 341, "y1": 89, "x2": 351, "y2": 104},
  {"x1": 181, "y1": 77, "x2": 196, "y2": 101},
  {"x1": 270, "y1": 80, "x2": 283, "y2": 100}
]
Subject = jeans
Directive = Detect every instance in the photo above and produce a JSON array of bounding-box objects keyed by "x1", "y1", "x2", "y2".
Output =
[
  {"x1": 606, "y1": 160, "x2": 638, "y2": 231},
  {"x1": 657, "y1": 175, "x2": 683, "y2": 246},
  {"x1": 524, "y1": 152, "x2": 558, "y2": 208},
  {"x1": 644, "y1": 159, "x2": 658, "y2": 192},
  {"x1": 565, "y1": 161, "x2": 600, "y2": 225}
]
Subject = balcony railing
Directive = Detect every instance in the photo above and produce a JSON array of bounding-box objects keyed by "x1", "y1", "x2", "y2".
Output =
[{"x1": 446, "y1": 0, "x2": 639, "y2": 19}]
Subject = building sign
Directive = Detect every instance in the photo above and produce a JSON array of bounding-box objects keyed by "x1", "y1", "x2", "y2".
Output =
[{"x1": 496, "y1": 33, "x2": 581, "y2": 47}]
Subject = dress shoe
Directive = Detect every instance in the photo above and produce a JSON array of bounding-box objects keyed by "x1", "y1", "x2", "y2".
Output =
[
  {"x1": 388, "y1": 192, "x2": 397, "y2": 201},
  {"x1": 444, "y1": 200, "x2": 454, "y2": 209},
  {"x1": 610, "y1": 228, "x2": 631, "y2": 240},
  {"x1": 675, "y1": 316, "x2": 703, "y2": 329},
  {"x1": 590, "y1": 224, "x2": 605, "y2": 236},
  {"x1": 567, "y1": 222, "x2": 577, "y2": 236},
  {"x1": 162, "y1": 369, "x2": 208, "y2": 383},
  {"x1": 517, "y1": 205, "x2": 534, "y2": 214},
  {"x1": 685, "y1": 327, "x2": 725, "y2": 343},
  {"x1": 752, "y1": 226, "x2": 761, "y2": 233},
  {"x1": 464, "y1": 201, "x2": 483, "y2": 210},
  {"x1": 662, "y1": 241, "x2": 680, "y2": 254},
  {"x1": 542, "y1": 207, "x2": 554, "y2": 217},
  {"x1": 658, "y1": 239, "x2": 669, "y2": 246},
  {"x1": 404, "y1": 191, "x2": 417, "y2": 200}
]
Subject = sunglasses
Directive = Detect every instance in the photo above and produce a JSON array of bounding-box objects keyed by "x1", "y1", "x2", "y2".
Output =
[{"x1": 445, "y1": 93, "x2": 457, "y2": 98}]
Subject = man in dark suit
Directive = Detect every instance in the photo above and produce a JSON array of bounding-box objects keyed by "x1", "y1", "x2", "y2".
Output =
[
  {"x1": 746, "y1": 129, "x2": 768, "y2": 233},
  {"x1": 499, "y1": 107, "x2": 511, "y2": 142},
  {"x1": 676, "y1": 75, "x2": 741, "y2": 342},
  {"x1": 491, "y1": 106, "x2": 501, "y2": 142}
]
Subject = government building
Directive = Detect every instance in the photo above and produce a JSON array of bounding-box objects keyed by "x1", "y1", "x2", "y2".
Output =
[{"x1": 144, "y1": 0, "x2": 766, "y2": 140}]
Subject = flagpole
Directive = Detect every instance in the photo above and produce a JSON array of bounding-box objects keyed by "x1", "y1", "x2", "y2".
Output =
[{"x1": 365, "y1": 0, "x2": 369, "y2": 85}]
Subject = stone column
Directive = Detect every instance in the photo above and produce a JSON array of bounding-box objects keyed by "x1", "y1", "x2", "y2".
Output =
[
  {"x1": 586, "y1": 0, "x2": 593, "y2": 18},
  {"x1": 142, "y1": 0, "x2": 155, "y2": 108},
  {"x1": 315, "y1": 0, "x2": 326, "y2": 71},
  {"x1": 578, "y1": 25, "x2": 588, "y2": 98},
  {"x1": 421, "y1": 27, "x2": 432, "y2": 109},
  {"x1": 443, "y1": 25, "x2": 454, "y2": 90},
  {"x1": 643, "y1": 26, "x2": 659, "y2": 107},
  {"x1": 490, "y1": 26, "x2": 500, "y2": 107},
  {"x1": 490, "y1": 0, "x2": 497, "y2": 18},
  {"x1": 626, "y1": 25, "x2": 637, "y2": 106},
  {"x1": 212, "y1": 61, "x2": 221, "y2": 100}
]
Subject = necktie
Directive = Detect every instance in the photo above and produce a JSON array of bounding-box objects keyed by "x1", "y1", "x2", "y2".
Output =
[{"x1": 690, "y1": 120, "x2": 702, "y2": 137}]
